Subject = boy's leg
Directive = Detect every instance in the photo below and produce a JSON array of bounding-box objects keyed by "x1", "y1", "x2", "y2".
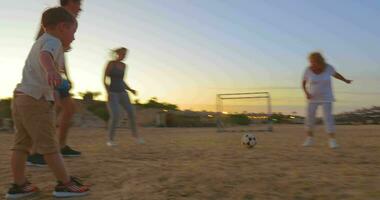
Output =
[
  {"x1": 8, "y1": 95, "x2": 89, "y2": 197},
  {"x1": 7, "y1": 150, "x2": 39, "y2": 199},
  {"x1": 57, "y1": 96, "x2": 75, "y2": 148},
  {"x1": 11, "y1": 150, "x2": 29, "y2": 185},
  {"x1": 43, "y1": 151, "x2": 90, "y2": 197},
  {"x1": 11, "y1": 95, "x2": 32, "y2": 184},
  {"x1": 44, "y1": 153, "x2": 70, "y2": 183},
  {"x1": 55, "y1": 91, "x2": 80, "y2": 156},
  {"x1": 16, "y1": 97, "x2": 87, "y2": 188}
]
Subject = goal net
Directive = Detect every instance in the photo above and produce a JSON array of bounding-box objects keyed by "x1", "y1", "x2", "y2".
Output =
[{"x1": 216, "y1": 92, "x2": 273, "y2": 132}]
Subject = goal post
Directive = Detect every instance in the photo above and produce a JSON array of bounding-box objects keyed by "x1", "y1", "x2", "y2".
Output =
[{"x1": 216, "y1": 92, "x2": 273, "y2": 132}]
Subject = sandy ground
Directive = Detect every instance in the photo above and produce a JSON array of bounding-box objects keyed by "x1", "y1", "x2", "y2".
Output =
[{"x1": 0, "y1": 125, "x2": 379, "y2": 200}]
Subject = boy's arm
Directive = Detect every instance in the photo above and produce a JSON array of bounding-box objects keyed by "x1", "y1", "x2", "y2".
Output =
[
  {"x1": 333, "y1": 72, "x2": 352, "y2": 84},
  {"x1": 40, "y1": 51, "x2": 61, "y2": 87}
]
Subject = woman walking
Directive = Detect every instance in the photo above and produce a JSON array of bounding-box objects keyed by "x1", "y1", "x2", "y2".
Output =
[{"x1": 104, "y1": 47, "x2": 144, "y2": 146}]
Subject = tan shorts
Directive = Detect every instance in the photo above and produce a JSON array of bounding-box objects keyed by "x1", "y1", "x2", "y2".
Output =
[{"x1": 12, "y1": 94, "x2": 59, "y2": 154}]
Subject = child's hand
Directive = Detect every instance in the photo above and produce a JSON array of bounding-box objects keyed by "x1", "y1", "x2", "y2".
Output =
[
  {"x1": 345, "y1": 79, "x2": 353, "y2": 84},
  {"x1": 306, "y1": 92, "x2": 312, "y2": 99},
  {"x1": 47, "y1": 71, "x2": 61, "y2": 87}
]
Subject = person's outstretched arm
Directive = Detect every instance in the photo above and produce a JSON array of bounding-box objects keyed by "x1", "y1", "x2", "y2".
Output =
[
  {"x1": 123, "y1": 82, "x2": 137, "y2": 95},
  {"x1": 333, "y1": 72, "x2": 352, "y2": 84}
]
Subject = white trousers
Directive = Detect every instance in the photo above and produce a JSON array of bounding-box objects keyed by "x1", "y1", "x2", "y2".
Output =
[{"x1": 305, "y1": 102, "x2": 335, "y2": 134}]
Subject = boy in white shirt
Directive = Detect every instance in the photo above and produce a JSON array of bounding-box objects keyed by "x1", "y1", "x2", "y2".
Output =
[
  {"x1": 6, "y1": 7, "x2": 89, "y2": 199},
  {"x1": 302, "y1": 52, "x2": 352, "y2": 149},
  {"x1": 27, "y1": 0, "x2": 83, "y2": 166}
]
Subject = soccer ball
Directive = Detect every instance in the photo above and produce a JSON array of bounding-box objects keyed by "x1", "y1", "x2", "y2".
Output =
[{"x1": 241, "y1": 133, "x2": 257, "y2": 148}]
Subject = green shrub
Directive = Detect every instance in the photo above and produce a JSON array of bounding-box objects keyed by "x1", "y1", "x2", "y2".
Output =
[
  {"x1": 141, "y1": 97, "x2": 178, "y2": 111},
  {"x1": 228, "y1": 114, "x2": 250, "y2": 125},
  {"x1": 87, "y1": 101, "x2": 109, "y2": 121},
  {"x1": 0, "y1": 98, "x2": 12, "y2": 118}
]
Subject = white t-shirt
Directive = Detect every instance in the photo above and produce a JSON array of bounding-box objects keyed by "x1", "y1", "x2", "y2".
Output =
[
  {"x1": 15, "y1": 33, "x2": 65, "y2": 101},
  {"x1": 303, "y1": 64, "x2": 336, "y2": 103}
]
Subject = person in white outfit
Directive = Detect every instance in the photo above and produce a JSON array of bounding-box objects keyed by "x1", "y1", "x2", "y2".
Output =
[{"x1": 302, "y1": 52, "x2": 352, "y2": 149}]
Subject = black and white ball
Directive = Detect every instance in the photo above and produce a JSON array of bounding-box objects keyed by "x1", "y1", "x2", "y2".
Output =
[{"x1": 241, "y1": 133, "x2": 257, "y2": 148}]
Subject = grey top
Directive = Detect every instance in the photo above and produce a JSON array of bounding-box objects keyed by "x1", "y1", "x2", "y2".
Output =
[{"x1": 108, "y1": 63, "x2": 126, "y2": 93}]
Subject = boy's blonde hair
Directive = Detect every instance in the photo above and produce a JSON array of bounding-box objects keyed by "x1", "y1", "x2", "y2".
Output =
[{"x1": 308, "y1": 52, "x2": 326, "y2": 66}]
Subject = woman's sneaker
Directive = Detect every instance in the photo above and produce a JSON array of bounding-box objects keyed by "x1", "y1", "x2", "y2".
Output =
[
  {"x1": 53, "y1": 177, "x2": 90, "y2": 198},
  {"x1": 329, "y1": 139, "x2": 339, "y2": 149},
  {"x1": 5, "y1": 181, "x2": 39, "y2": 199},
  {"x1": 137, "y1": 138, "x2": 145, "y2": 144},
  {"x1": 106, "y1": 141, "x2": 117, "y2": 147}
]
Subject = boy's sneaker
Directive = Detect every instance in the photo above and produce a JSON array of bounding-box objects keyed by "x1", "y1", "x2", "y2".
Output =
[
  {"x1": 5, "y1": 181, "x2": 39, "y2": 199},
  {"x1": 26, "y1": 154, "x2": 46, "y2": 167},
  {"x1": 329, "y1": 139, "x2": 339, "y2": 149},
  {"x1": 53, "y1": 176, "x2": 90, "y2": 198},
  {"x1": 61, "y1": 145, "x2": 81, "y2": 157},
  {"x1": 302, "y1": 137, "x2": 314, "y2": 147}
]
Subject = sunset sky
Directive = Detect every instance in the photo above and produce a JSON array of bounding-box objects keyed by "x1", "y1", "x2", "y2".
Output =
[{"x1": 1, "y1": 0, "x2": 379, "y2": 115}]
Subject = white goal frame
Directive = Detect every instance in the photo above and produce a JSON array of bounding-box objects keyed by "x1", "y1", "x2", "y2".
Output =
[{"x1": 216, "y1": 92, "x2": 273, "y2": 132}]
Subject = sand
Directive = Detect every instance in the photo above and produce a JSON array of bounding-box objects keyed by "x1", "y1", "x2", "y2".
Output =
[{"x1": 0, "y1": 125, "x2": 379, "y2": 200}]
